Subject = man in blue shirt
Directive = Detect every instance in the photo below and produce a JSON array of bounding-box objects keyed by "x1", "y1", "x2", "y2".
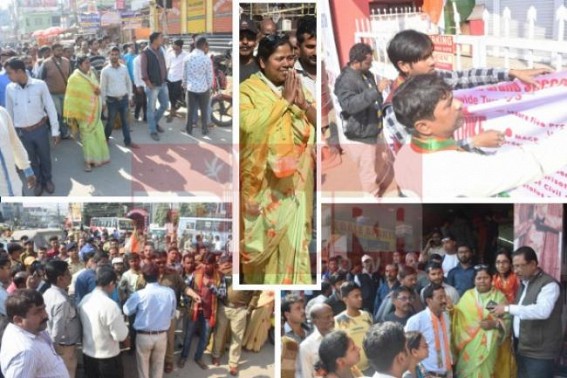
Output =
[
  {"x1": 447, "y1": 244, "x2": 475, "y2": 296},
  {"x1": 123, "y1": 262, "x2": 176, "y2": 378},
  {"x1": 74, "y1": 251, "x2": 108, "y2": 305}
]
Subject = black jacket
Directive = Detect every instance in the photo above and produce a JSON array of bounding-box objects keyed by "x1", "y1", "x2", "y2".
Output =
[{"x1": 334, "y1": 66, "x2": 383, "y2": 142}]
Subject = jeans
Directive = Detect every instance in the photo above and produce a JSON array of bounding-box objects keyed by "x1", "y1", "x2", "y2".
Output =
[
  {"x1": 181, "y1": 311, "x2": 211, "y2": 360},
  {"x1": 186, "y1": 90, "x2": 210, "y2": 133},
  {"x1": 17, "y1": 122, "x2": 52, "y2": 185},
  {"x1": 50, "y1": 93, "x2": 69, "y2": 137},
  {"x1": 145, "y1": 84, "x2": 168, "y2": 134},
  {"x1": 105, "y1": 95, "x2": 132, "y2": 146},
  {"x1": 517, "y1": 354, "x2": 555, "y2": 378},
  {"x1": 191, "y1": 96, "x2": 211, "y2": 125}
]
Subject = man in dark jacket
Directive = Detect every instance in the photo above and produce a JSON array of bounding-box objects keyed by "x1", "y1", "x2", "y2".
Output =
[{"x1": 334, "y1": 43, "x2": 396, "y2": 197}]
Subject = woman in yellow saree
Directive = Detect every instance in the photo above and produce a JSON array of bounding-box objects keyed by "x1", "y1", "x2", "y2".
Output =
[
  {"x1": 240, "y1": 35, "x2": 316, "y2": 284},
  {"x1": 63, "y1": 55, "x2": 110, "y2": 172},
  {"x1": 452, "y1": 265, "x2": 512, "y2": 378}
]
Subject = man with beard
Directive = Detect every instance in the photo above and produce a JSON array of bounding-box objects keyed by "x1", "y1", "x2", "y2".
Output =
[
  {"x1": 296, "y1": 303, "x2": 334, "y2": 378},
  {"x1": 392, "y1": 73, "x2": 567, "y2": 198},
  {"x1": 447, "y1": 244, "x2": 475, "y2": 297},
  {"x1": 383, "y1": 286, "x2": 413, "y2": 326},
  {"x1": 373, "y1": 263, "x2": 399, "y2": 320},
  {"x1": 294, "y1": 15, "x2": 316, "y2": 100},
  {"x1": 405, "y1": 284, "x2": 452, "y2": 377},
  {"x1": 179, "y1": 253, "x2": 221, "y2": 370},
  {"x1": 420, "y1": 262, "x2": 460, "y2": 306},
  {"x1": 0, "y1": 289, "x2": 69, "y2": 377},
  {"x1": 375, "y1": 265, "x2": 423, "y2": 323},
  {"x1": 334, "y1": 43, "x2": 395, "y2": 197},
  {"x1": 239, "y1": 17, "x2": 259, "y2": 83}
]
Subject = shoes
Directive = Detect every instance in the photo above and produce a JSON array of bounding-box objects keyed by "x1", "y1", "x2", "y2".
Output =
[
  {"x1": 164, "y1": 362, "x2": 173, "y2": 373},
  {"x1": 33, "y1": 184, "x2": 43, "y2": 196},
  {"x1": 229, "y1": 366, "x2": 238, "y2": 376},
  {"x1": 157, "y1": 124, "x2": 165, "y2": 133},
  {"x1": 150, "y1": 132, "x2": 160, "y2": 141},
  {"x1": 195, "y1": 359, "x2": 208, "y2": 370},
  {"x1": 44, "y1": 180, "x2": 55, "y2": 194},
  {"x1": 211, "y1": 357, "x2": 220, "y2": 366},
  {"x1": 177, "y1": 358, "x2": 186, "y2": 369},
  {"x1": 127, "y1": 143, "x2": 140, "y2": 149}
]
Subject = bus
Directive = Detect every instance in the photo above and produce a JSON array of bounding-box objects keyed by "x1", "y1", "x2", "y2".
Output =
[
  {"x1": 177, "y1": 217, "x2": 232, "y2": 250},
  {"x1": 90, "y1": 217, "x2": 134, "y2": 238}
]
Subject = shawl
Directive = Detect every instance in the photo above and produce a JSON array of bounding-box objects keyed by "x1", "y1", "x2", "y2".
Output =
[
  {"x1": 190, "y1": 267, "x2": 221, "y2": 327},
  {"x1": 63, "y1": 69, "x2": 100, "y2": 124}
]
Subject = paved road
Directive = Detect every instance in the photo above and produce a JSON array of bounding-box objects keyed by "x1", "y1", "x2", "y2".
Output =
[{"x1": 22, "y1": 112, "x2": 233, "y2": 198}]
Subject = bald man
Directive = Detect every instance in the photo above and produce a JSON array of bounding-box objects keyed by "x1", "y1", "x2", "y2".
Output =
[
  {"x1": 258, "y1": 18, "x2": 277, "y2": 39},
  {"x1": 296, "y1": 303, "x2": 334, "y2": 378}
]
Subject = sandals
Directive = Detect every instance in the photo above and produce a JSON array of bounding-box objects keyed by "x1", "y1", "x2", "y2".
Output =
[{"x1": 165, "y1": 361, "x2": 174, "y2": 372}]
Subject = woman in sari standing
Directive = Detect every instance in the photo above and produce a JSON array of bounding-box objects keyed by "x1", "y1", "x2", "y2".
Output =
[
  {"x1": 64, "y1": 55, "x2": 109, "y2": 172},
  {"x1": 492, "y1": 248, "x2": 519, "y2": 377},
  {"x1": 240, "y1": 35, "x2": 316, "y2": 284},
  {"x1": 451, "y1": 265, "x2": 512, "y2": 378}
]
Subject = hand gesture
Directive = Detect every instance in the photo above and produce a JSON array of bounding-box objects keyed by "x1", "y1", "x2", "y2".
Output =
[
  {"x1": 282, "y1": 69, "x2": 297, "y2": 105},
  {"x1": 294, "y1": 76, "x2": 307, "y2": 110},
  {"x1": 509, "y1": 68, "x2": 553, "y2": 89},
  {"x1": 472, "y1": 130, "x2": 505, "y2": 148},
  {"x1": 193, "y1": 294, "x2": 202, "y2": 304},
  {"x1": 377, "y1": 78, "x2": 391, "y2": 92}
]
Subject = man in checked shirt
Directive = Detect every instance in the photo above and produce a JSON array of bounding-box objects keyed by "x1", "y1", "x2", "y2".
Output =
[{"x1": 382, "y1": 29, "x2": 551, "y2": 153}]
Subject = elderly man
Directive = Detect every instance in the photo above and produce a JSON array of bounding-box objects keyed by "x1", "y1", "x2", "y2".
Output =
[
  {"x1": 123, "y1": 263, "x2": 176, "y2": 378},
  {"x1": 296, "y1": 303, "x2": 334, "y2": 378},
  {"x1": 0, "y1": 289, "x2": 69, "y2": 377}
]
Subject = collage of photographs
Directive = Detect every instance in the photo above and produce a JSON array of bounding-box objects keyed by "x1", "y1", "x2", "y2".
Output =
[{"x1": 2, "y1": 0, "x2": 567, "y2": 377}]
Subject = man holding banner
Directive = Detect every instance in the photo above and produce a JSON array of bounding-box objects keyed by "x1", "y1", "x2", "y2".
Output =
[{"x1": 392, "y1": 73, "x2": 567, "y2": 198}]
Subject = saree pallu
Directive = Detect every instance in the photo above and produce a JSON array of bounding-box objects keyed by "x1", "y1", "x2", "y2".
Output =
[
  {"x1": 240, "y1": 73, "x2": 315, "y2": 285},
  {"x1": 64, "y1": 69, "x2": 109, "y2": 165},
  {"x1": 451, "y1": 288, "x2": 512, "y2": 378}
]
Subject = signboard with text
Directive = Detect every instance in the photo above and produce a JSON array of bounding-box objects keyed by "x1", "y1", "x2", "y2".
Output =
[
  {"x1": 79, "y1": 13, "x2": 100, "y2": 33},
  {"x1": 430, "y1": 34, "x2": 455, "y2": 71}
]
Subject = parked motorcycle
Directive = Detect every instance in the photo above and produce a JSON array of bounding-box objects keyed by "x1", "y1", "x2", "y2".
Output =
[{"x1": 210, "y1": 46, "x2": 232, "y2": 127}]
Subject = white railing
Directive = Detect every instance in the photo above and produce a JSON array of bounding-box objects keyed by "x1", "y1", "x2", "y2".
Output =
[{"x1": 354, "y1": 4, "x2": 567, "y2": 77}]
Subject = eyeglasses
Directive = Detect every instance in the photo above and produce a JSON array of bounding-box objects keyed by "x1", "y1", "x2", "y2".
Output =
[{"x1": 474, "y1": 264, "x2": 489, "y2": 271}]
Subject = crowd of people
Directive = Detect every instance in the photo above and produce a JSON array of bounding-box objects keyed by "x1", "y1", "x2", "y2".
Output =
[
  {"x1": 282, "y1": 236, "x2": 562, "y2": 378},
  {"x1": 0, "y1": 30, "x2": 223, "y2": 196},
  {"x1": 324, "y1": 28, "x2": 567, "y2": 198},
  {"x1": 0, "y1": 227, "x2": 274, "y2": 377},
  {"x1": 239, "y1": 14, "x2": 317, "y2": 285}
]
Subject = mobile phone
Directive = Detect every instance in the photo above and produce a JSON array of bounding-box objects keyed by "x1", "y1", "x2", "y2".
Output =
[{"x1": 486, "y1": 300, "x2": 498, "y2": 311}]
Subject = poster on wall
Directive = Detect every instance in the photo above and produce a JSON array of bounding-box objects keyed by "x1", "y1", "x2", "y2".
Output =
[{"x1": 514, "y1": 204, "x2": 563, "y2": 281}]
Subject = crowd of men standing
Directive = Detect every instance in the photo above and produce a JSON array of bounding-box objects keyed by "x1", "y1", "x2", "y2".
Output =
[
  {"x1": 0, "y1": 227, "x2": 273, "y2": 377},
  {"x1": 0, "y1": 31, "x2": 218, "y2": 196},
  {"x1": 282, "y1": 236, "x2": 563, "y2": 378}
]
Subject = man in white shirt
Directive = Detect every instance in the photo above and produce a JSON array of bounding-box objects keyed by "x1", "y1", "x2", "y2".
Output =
[
  {"x1": 296, "y1": 303, "x2": 334, "y2": 378},
  {"x1": 441, "y1": 235, "x2": 459, "y2": 278},
  {"x1": 363, "y1": 322, "x2": 410, "y2": 378},
  {"x1": 79, "y1": 267, "x2": 129, "y2": 378},
  {"x1": 183, "y1": 37, "x2": 213, "y2": 136},
  {"x1": 132, "y1": 43, "x2": 148, "y2": 122},
  {"x1": 492, "y1": 246, "x2": 562, "y2": 378},
  {"x1": 100, "y1": 47, "x2": 139, "y2": 149},
  {"x1": 0, "y1": 106, "x2": 36, "y2": 196},
  {"x1": 0, "y1": 289, "x2": 70, "y2": 378},
  {"x1": 166, "y1": 39, "x2": 188, "y2": 122},
  {"x1": 392, "y1": 73, "x2": 567, "y2": 198},
  {"x1": 5, "y1": 58, "x2": 60, "y2": 196},
  {"x1": 405, "y1": 284, "x2": 452, "y2": 377}
]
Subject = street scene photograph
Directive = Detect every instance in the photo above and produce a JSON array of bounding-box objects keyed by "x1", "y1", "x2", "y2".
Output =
[
  {"x1": 0, "y1": 0, "x2": 233, "y2": 197},
  {"x1": 238, "y1": 2, "x2": 318, "y2": 286},
  {"x1": 0, "y1": 201, "x2": 275, "y2": 377},
  {"x1": 320, "y1": 0, "x2": 567, "y2": 199}
]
